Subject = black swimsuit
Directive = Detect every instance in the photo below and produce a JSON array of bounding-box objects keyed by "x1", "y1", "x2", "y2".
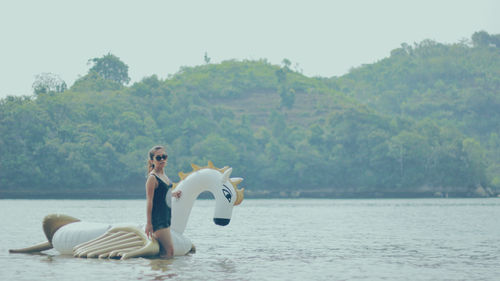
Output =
[{"x1": 151, "y1": 174, "x2": 173, "y2": 232}]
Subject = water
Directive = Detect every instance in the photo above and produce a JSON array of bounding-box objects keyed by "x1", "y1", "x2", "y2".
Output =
[{"x1": 1, "y1": 199, "x2": 499, "y2": 281}]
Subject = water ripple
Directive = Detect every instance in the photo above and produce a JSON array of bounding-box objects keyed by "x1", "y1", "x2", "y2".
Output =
[{"x1": 1, "y1": 199, "x2": 500, "y2": 281}]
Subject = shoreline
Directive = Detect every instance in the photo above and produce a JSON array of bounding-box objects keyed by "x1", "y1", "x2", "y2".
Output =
[{"x1": 1, "y1": 189, "x2": 498, "y2": 199}]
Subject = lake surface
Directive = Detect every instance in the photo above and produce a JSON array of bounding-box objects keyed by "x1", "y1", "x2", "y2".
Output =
[{"x1": 1, "y1": 199, "x2": 499, "y2": 281}]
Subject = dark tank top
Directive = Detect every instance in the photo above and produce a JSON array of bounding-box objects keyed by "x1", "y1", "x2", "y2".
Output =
[{"x1": 151, "y1": 174, "x2": 173, "y2": 231}]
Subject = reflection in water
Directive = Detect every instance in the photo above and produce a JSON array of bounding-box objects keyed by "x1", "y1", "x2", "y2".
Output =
[
  {"x1": 147, "y1": 259, "x2": 177, "y2": 280},
  {"x1": 149, "y1": 258, "x2": 173, "y2": 271},
  {"x1": 39, "y1": 254, "x2": 54, "y2": 263},
  {"x1": 212, "y1": 258, "x2": 237, "y2": 273}
]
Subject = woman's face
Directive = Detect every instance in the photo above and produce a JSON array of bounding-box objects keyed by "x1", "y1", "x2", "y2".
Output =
[{"x1": 152, "y1": 149, "x2": 168, "y2": 170}]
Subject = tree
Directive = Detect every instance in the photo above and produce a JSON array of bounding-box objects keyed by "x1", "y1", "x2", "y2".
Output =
[
  {"x1": 275, "y1": 60, "x2": 295, "y2": 109},
  {"x1": 462, "y1": 138, "x2": 487, "y2": 186},
  {"x1": 281, "y1": 58, "x2": 291, "y2": 71},
  {"x1": 32, "y1": 73, "x2": 67, "y2": 95},
  {"x1": 70, "y1": 71, "x2": 123, "y2": 92},
  {"x1": 88, "y1": 53, "x2": 130, "y2": 85},
  {"x1": 279, "y1": 88, "x2": 295, "y2": 109},
  {"x1": 490, "y1": 34, "x2": 500, "y2": 48},
  {"x1": 471, "y1": 31, "x2": 491, "y2": 47},
  {"x1": 204, "y1": 52, "x2": 211, "y2": 64}
]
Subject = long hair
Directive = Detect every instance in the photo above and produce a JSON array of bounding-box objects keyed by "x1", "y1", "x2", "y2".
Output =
[{"x1": 147, "y1": 145, "x2": 165, "y2": 175}]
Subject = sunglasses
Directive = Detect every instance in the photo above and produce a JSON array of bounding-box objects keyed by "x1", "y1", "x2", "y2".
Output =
[{"x1": 154, "y1": 154, "x2": 168, "y2": 161}]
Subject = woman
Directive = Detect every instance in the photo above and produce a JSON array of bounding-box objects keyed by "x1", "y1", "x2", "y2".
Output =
[{"x1": 145, "y1": 145, "x2": 181, "y2": 258}]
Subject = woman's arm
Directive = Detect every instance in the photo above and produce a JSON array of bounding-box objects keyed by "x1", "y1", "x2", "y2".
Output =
[{"x1": 145, "y1": 175, "x2": 157, "y2": 238}]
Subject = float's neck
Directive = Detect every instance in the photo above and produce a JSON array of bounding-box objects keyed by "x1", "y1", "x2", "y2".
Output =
[{"x1": 171, "y1": 169, "x2": 221, "y2": 234}]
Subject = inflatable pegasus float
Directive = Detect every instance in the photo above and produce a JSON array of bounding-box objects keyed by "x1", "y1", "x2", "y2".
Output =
[{"x1": 10, "y1": 162, "x2": 244, "y2": 259}]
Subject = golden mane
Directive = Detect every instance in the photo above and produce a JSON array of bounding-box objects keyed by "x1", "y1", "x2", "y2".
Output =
[{"x1": 173, "y1": 161, "x2": 244, "y2": 205}]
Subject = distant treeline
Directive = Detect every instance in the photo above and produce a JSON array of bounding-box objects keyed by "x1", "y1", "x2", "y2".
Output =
[{"x1": 1, "y1": 31, "x2": 499, "y2": 198}]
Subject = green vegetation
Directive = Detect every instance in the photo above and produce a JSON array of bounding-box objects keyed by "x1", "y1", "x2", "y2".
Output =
[{"x1": 1, "y1": 31, "x2": 499, "y2": 198}]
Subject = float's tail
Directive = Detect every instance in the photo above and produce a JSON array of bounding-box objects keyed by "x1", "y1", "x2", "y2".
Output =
[
  {"x1": 9, "y1": 214, "x2": 80, "y2": 254},
  {"x1": 9, "y1": 241, "x2": 53, "y2": 253}
]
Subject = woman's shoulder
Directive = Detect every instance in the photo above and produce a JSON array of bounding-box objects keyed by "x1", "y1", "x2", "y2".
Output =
[
  {"x1": 149, "y1": 172, "x2": 171, "y2": 186},
  {"x1": 146, "y1": 173, "x2": 159, "y2": 184}
]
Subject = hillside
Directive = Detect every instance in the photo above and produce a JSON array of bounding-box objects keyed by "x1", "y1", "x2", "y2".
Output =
[
  {"x1": 336, "y1": 31, "x2": 500, "y2": 191},
  {"x1": 1, "y1": 32, "x2": 498, "y2": 198}
]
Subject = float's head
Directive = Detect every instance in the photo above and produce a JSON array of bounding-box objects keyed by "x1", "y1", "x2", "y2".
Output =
[
  {"x1": 213, "y1": 167, "x2": 244, "y2": 226},
  {"x1": 176, "y1": 161, "x2": 245, "y2": 227}
]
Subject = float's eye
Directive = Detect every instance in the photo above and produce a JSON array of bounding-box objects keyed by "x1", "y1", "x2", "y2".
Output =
[{"x1": 222, "y1": 184, "x2": 232, "y2": 203}]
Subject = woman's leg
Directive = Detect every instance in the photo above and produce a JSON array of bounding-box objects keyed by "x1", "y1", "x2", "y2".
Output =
[{"x1": 154, "y1": 227, "x2": 174, "y2": 258}]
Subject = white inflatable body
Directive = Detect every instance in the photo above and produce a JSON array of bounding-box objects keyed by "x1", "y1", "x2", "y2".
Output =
[{"x1": 10, "y1": 162, "x2": 244, "y2": 259}]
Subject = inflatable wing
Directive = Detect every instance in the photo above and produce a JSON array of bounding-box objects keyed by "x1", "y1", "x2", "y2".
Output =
[{"x1": 73, "y1": 226, "x2": 158, "y2": 259}]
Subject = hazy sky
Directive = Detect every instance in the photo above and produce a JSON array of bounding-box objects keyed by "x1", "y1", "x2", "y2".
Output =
[{"x1": 1, "y1": 0, "x2": 498, "y2": 98}]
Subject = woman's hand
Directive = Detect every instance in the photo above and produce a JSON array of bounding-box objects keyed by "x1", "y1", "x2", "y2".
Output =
[
  {"x1": 145, "y1": 223, "x2": 154, "y2": 238},
  {"x1": 172, "y1": 190, "x2": 182, "y2": 199}
]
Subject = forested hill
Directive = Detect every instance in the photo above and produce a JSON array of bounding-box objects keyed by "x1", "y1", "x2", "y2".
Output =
[{"x1": 1, "y1": 31, "x2": 499, "y2": 198}]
